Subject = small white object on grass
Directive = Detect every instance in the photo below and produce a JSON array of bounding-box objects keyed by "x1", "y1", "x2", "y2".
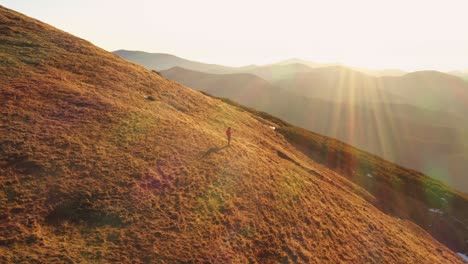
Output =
[
  {"x1": 457, "y1": 253, "x2": 468, "y2": 262},
  {"x1": 428, "y1": 208, "x2": 443, "y2": 214}
]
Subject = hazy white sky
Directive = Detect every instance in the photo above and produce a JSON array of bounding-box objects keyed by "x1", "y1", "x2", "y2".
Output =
[{"x1": 2, "y1": 0, "x2": 468, "y2": 71}]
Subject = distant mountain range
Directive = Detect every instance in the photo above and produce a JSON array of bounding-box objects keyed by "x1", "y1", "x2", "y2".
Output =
[
  {"x1": 274, "y1": 66, "x2": 403, "y2": 103},
  {"x1": 113, "y1": 50, "x2": 250, "y2": 74},
  {"x1": 274, "y1": 58, "x2": 408, "y2": 77},
  {"x1": 381, "y1": 71, "x2": 468, "y2": 113},
  {"x1": 115, "y1": 49, "x2": 468, "y2": 193},
  {"x1": 449, "y1": 70, "x2": 468, "y2": 80},
  {"x1": 161, "y1": 67, "x2": 276, "y2": 108},
  {"x1": 115, "y1": 50, "x2": 468, "y2": 80},
  {"x1": 116, "y1": 51, "x2": 468, "y2": 193},
  {"x1": 159, "y1": 66, "x2": 468, "y2": 193},
  {"x1": 113, "y1": 50, "x2": 412, "y2": 78}
]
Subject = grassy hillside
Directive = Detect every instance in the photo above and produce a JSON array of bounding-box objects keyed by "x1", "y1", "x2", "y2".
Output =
[
  {"x1": 1, "y1": 6, "x2": 466, "y2": 263},
  {"x1": 160, "y1": 66, "x2": 468, "y2": 193},
  {"x1": 205, "y1": 94, "x2": 468, "y2": 255}
]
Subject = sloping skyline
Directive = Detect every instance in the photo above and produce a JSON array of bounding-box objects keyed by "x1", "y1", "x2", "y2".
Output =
[
  {"x1": 2, "y1": 5, "x2": 468, "y2": 262},
  {"x1": 2, "y1": 0, "x2": 468, "y2": 71}
]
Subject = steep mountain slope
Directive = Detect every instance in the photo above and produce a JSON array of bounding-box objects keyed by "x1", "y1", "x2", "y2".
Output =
[
  {"x1": 161, "y1": 66, "x2": 468, "y2": 193},
  {"x1": 209, "y1": 95, "x2": 468, "y2": 257},
  {"x1": 1, "y1": 6, "x2": 466, "y2": 263}
]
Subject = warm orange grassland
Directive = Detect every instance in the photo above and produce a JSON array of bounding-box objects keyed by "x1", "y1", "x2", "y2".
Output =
[{"x1": 0, "y1": 6, "x2": 466, "y2": 263}]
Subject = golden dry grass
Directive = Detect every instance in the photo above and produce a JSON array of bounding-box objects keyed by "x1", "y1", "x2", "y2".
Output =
[
  {"x1": 0, "y1": 5, "x2": 466, "y2": 263},
  {"x1": 213, "y1": 97, "x2": 468, "y2": 252}
]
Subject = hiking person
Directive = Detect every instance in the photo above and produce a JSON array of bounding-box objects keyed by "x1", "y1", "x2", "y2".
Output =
[{"x1": 226, "y1": 127, "x2": 232, "y2": 146}]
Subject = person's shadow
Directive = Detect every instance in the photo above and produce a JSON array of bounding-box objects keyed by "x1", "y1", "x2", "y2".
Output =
[{"x1": 200, "y1": 146, "x2": 228, "y2": 159}]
